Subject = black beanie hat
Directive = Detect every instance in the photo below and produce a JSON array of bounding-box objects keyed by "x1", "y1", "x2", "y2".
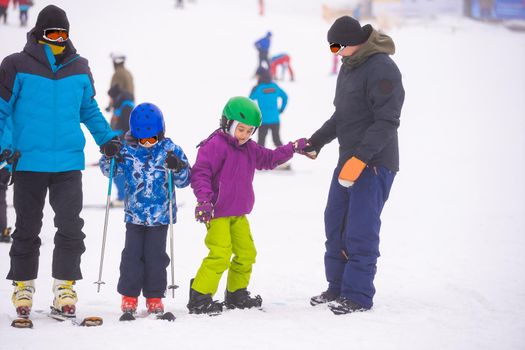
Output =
[
  {"x1": 35, "y1": 5, "x2": 70, "y2": 35},
  {"x1": 327, "y1": 16, "x2": 372, "y2": 46}
]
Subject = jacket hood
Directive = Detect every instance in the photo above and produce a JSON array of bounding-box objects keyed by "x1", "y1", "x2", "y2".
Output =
[{"x1": 342, "y1": 29, "x2": 395, "y2": 69}]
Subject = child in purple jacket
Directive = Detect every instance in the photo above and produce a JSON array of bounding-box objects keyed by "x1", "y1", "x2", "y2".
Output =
[{"x1": 187, "y1": 96, "x2": 309, "y2": 315}]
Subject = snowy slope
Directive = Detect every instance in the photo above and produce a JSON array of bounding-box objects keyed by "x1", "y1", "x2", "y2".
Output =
[{"x1": 1, "y1": 1, "x2": 524, "y2": 349}]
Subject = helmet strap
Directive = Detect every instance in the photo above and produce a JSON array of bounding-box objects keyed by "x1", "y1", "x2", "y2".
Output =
[{"x1": 228, "y1": 121, "x2": 239, "y2": 138}]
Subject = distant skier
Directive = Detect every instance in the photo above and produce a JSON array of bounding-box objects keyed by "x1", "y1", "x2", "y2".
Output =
[
  {"x1": 100, "y1": 103, "x2": 190, "y2": 317},
  {"x1": 249, "y1": 67, "x2": 288, "y2": 149},
  {"x1": 0, "y1": 5, "x2": 118, "y2": 320},
  {"x1": 106, "y1": 84, "x2": 135, "y2": 207},
  {"x1": 13, "y1": 0, "x2": 33, "y2": 27},
  {"x1": 254, "y1": 31, "x2": 272, "y2": 69},
  {"x1": 0, "y1": 0, "x2": 9, "y2": 24},
  {"x1": 107, "y1": 52, "x2": 134, "y2": 112},
  {"x1": 270, "y1": 53, "x2": 294, "y2": 81},
  {"x1": 187, "y1": 96, "x2": 309, "y2": 315}
]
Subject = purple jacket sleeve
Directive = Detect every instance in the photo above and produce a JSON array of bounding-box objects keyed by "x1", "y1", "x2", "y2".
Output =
[
  {"x1": 190, "y1": 139, "x2": 224, "y2": 203},
  {"x1": 253, "y1": 142, "x2": 294, "y2": 170}
]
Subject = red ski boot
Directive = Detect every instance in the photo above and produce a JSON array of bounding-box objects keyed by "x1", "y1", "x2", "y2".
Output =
[
  {"x1": 146, "y1": 298, "x2": 164, "y2": 315},
  {"x1": 121, "y1": 296, "x2": 138, "y2": 314}
]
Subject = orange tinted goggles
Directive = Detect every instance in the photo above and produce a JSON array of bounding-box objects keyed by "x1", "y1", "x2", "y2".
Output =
[
  {"x1": 138, "y1": 136, "x2": 158, "y2": 145},
  {"x1": 43, "y1": 28, "x2": 69, "y2": 42},
  {"x1": 329, "y1": 43, "x2": 345, "y2": 54}
]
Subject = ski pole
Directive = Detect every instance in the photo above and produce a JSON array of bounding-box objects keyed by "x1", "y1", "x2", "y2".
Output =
[
  {"x1": 167, "y1": 168, "x2": 179, "y2": 298},
  {"x1": 94, "y1": 157, "x2": 115, "y2": 292}
]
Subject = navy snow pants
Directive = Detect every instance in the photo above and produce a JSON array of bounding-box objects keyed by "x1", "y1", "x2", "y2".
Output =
[
  {"x1": 118, "y1": 223, "x2": 170, "y2": 298},
  {"x1": 324, "y1": 165, "x2": 395, "y2": 308},
  {"x1": 7, "y1": 171, "x2": 85, "y2": 281}
]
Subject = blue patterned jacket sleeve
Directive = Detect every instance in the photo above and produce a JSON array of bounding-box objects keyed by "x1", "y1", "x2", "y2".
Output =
[{"x1": 164, "y1": 140, "x2": 191, "y2": 189}]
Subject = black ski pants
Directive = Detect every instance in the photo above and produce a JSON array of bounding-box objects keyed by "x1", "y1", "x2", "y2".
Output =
[
  {"x1": 118, "y1": 223, "x2": 170, "y2": 298},
  {"x1": 257, "y1": 123, "x2": 282, "y2": 148},
  {"x1": 7, "y1": 171, "x2": 85, "y2": 281}
]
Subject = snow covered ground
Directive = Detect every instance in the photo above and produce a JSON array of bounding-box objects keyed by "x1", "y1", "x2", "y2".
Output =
[{"x1": 1, "y1": 0, "x2": 524, "y2": 349}]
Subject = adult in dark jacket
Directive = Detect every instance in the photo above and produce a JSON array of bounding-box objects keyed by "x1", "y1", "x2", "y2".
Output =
[
  {"x1": 0, "y1": 5, "x2": 118, "y2": 318},
  {"x1": 304, "y1": 16, "x2": 405, "y2": 314}
]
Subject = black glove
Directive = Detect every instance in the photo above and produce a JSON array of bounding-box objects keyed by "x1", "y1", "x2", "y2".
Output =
[
  {"x1": 6, "y1": 150, "x2": 21, "y2": 164},
  {"x1": 166, "y1": 151, "x2": 186, "y2": 172},
  {"x1": 301, "y1": 138, "x2": 321, "y2": 159},
  {"x1": 100, "y1": 137, "x2": 122, "y2": 158},
  {"x1": 0, "y1": 149, "x2": 12, "y2": 162}
]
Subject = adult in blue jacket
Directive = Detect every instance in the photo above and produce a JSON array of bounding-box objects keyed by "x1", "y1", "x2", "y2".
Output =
[
  {"x1": 304, "y1": 16, "x2": 404, "y2": 315},
  {"x1": 0, "y1": 5, "x2": 118, "y2": 318},
  {"x1": 249, "y1": 67, "x2": 288, "y2": 148}
]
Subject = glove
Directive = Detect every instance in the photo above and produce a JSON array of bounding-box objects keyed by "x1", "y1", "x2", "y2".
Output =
[
  {"x1": 0, "y1": 149, "x2": 12, "y2": 162},
  {"x1": 6, "y1": 150, "x2": 21, "y2": 165},
  {"x1": 338, "y1": 156, "x2": 366, "y2": 187},
  {"x1": 166, "y1": 151, "x2": 187, "y2": 172},
  {"x1": 295, "y1": 138, "x2": 318, "y2": 159},
  {"x1": 100, "y1": 137, "x2": 121, "y2": 158},
  {"x1": 195, "y1": 202, "x2": 214, "y2": 224}
]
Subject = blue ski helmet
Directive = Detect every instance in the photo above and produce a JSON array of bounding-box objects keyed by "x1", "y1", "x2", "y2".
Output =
[{"x1": 129, "y1": 102, "x2": 165, "y2": 139}]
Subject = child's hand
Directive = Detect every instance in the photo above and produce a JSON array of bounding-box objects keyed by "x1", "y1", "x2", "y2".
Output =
[
  {"x1": 293, "y1": 138, "x2": 317, "y2": 159},
  {"x1": 100, "y1": 137, "x2": 121, "y2": 158},
  {"x1": 166, "y1": 151, "x2": 187, "y2": 172},
  {"x1": 195, "y1": 202, "x2": 214, "y2": 224}
]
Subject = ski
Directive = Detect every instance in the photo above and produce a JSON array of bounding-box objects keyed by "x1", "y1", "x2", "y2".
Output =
[
  {"x1": 119, "y1": 310, "x2": 176, "y2": 322},
  {"x1": 35, "y1": 308, "x2": 103, "y2": 327}
]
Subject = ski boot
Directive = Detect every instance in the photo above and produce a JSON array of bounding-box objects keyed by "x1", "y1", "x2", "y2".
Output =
[
  {"x1": 52, "y1": 279, "x2": 78, "y2": 317},
  {"x1": 187, "y1": 280, "x2": 223, "y2": 315},
  {"x1": 327, "y1": 297, "x2": 369, "y2": 315},
  {"x1": 12, "y1": 280, "x2": 35, "y2": 318},
  {"x1": 224, "y1": 288, "x2": 262, "y2": 310},
  {"x1": 0, "y1": 227, "x2": 11, "y2": 243},
  {"x1": 146, "y1": 298, "x2": 164, "y2": 315},
  {"x1": 310, "y1": 289, "x2": 338, "y2": 306},
  {"x1": 121, "y1": 296, "x2": 138, "y2": 313}
]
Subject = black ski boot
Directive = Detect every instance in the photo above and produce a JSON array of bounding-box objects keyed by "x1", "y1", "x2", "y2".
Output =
[
  {"x1": 327, "y1": 297, "x2": 369, "y2": 315},
  {"x1": 187, "y1": 280, "x2": 223, "y2": 316},
  {"x1": 224, "y1": 288, "x2": 262, "y2": 310},
  {"x1": 0, "y1": 227, "x2": 12, "y2": 243},
  {"x1": 310, "y1": 289, "x2": 338, "y2": 306}
]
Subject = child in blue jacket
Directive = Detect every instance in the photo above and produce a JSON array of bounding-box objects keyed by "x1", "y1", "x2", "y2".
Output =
[
  {"x1": 249, "y1": 67, "x2": 288, "y2": 148},
  {"x1": 100, "y1": 102, "x2": 190, "y2": 316}
]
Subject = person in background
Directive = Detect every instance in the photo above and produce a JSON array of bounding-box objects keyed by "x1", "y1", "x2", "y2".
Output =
[
  {"x1": 106, "y1": 84, "x2": 135, "y2": 207},
  {"x1": 13, "y1": 0, "x2": 33, "y2": 27},
  {"x1": 254, "y1": 31, "x2": 272, "y2": 70},
  {"x1": 0, "y1": 0, "x2": 9, "y2": 24},
  {"x1": 249, "y1": 67, "x2": 288, "y2": 149},
  {"x1": 304, "y1": 15, "x2": 404, "y2": 315},
  {"x1": 270, "y1": 53, "x2": 294, "y2": 82},
  {"x1": 0, "y1": 5, "x2": 118, "y2": 320},
  {"x1": 107, "y1": 52, "x2": 134, "y2": 112}
]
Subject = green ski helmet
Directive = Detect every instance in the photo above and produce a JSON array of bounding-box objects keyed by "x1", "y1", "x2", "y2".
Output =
[{"x1": 220, "y1": 96, "x2": 262, "y2": 133}]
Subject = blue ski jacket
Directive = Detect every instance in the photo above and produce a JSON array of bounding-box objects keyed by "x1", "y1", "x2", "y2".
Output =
[
  {"x1": 249, "y1": 82, "x2": 288, "y2": 125},
  {"x1": 100, "y1": 135, "x2": 191, "y2": 226},
  {"x1": 0, "y1": 30, "x2": 117, "y2": 172}
]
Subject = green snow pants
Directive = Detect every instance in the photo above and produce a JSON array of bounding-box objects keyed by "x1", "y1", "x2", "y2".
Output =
[{"x1": 191, "y1": 216, "x2": 257, "y2": 296}]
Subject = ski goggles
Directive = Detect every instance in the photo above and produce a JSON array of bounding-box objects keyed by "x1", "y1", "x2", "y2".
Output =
[
  {"x1": 138, "y1": 136, "x2": 158, "y2": 146},
  {"x1": 43, "y1": 28, "x2": 69, "y2": 42},
  {"x1": 329, "y1": 43, "x2": 345, "y2": 54}
]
